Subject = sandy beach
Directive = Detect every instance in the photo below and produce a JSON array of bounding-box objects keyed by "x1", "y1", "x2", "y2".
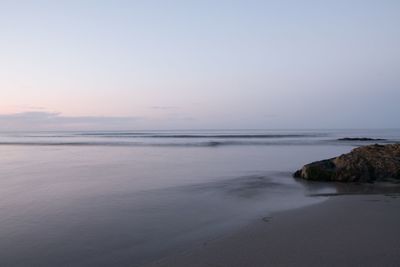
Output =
[
  {"x1": 2, "y1": 0, "x2": 400, "y2": 265},
  {"x1": 147, "y1": 193, "x2": 400, "y2": 267}
]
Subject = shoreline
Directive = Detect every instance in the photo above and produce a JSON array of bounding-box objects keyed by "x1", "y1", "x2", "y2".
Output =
[{"x1": 146, "y1": 193, "x2": 400, "y2": 267}]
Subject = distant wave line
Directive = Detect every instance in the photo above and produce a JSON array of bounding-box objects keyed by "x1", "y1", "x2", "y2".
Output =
[
  {"x1": 0, "y1": 140, "x2": 332, "y2": 147},
  {"x1": 20, "y1": 133, "x2": 324, "y2": 139}
]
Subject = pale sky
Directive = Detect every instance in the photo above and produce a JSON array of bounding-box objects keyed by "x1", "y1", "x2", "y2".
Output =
[{"x1": 1, "y1": 0, "x2": 399, "y2": 130}]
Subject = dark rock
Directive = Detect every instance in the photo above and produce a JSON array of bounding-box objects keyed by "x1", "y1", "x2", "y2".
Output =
[
  {"x1": 338, "y1": 137, "x2": 386, "y2": 141},
  {"x1": 294, "y1": 144, "x2": 400, "y2": 182}
]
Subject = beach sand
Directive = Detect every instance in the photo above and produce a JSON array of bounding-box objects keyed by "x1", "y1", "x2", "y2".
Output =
[{"x1": 146, "y1": 194, "x2": 400, "y2": 267}]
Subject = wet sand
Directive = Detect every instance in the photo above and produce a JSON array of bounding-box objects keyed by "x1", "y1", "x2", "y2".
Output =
[{"x1": 146, "y1": 194, "x2": 400, "y2": 267}]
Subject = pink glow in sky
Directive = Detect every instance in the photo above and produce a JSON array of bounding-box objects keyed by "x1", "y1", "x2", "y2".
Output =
[{"x1": 1, "y1": 0, "x2": 399, "y2": 130}]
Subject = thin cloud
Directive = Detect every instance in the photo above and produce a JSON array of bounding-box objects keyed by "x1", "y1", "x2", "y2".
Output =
[
  {"x1": 26, "y1": 106, "x2": 47, "y2": 111},
  {"x1": 149, "y1": 106, "x2": 179, "y2": 110},
  {"x1": 0, "y1": 112, "x2": 142, "y2": 131}
]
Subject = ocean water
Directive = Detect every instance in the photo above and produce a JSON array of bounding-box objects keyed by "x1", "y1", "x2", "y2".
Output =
[{"x1": 0, "y1": 129, "x2": 398, "y2": 266}]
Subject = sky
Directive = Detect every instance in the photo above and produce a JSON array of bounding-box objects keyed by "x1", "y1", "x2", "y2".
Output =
[{"x1": 1, "y1": 0, "x2": 399, "y2": 130}]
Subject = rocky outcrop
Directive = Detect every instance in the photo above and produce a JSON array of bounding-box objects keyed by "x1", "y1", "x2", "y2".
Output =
[
  {"x1": 294, "y1": 144, "x2": 400, "y2": 182},
  {"x1": 338, "y1": 137, "x2": 386, "y2": 141}
]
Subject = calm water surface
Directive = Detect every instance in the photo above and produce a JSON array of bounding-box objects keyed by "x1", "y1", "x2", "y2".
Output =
[{"x1": 0, "y1": 129, "x2": 398, "y2": 266}]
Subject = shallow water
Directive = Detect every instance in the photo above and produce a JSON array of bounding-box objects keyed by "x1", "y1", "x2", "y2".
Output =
[{"x1": 0, "y1": 129, "x2": 398, "y2": 266}]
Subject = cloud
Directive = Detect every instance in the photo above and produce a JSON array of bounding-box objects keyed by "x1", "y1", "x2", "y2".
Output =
[
  {"x1": 149, "y1": 106, "x2": 179, "y2": 110},
  {"x1": 26, "y1": 106, "x2": 47, "y2": 111},
  {"x1": 0, "y1": 112, "x2": 142, "y2": 131}
]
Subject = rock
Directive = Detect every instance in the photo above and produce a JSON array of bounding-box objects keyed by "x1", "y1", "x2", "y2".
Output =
[
  {"x1": 338, "y1": 137, "x2": 386, "y2": 141},
  {"x1": 294, "y1": 144, "x2": 400, "y2": 182}
]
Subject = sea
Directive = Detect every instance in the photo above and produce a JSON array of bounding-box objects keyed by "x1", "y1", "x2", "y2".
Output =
[{"x1": 0, "y1": 129, "x2": 399, "y2": 266}]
